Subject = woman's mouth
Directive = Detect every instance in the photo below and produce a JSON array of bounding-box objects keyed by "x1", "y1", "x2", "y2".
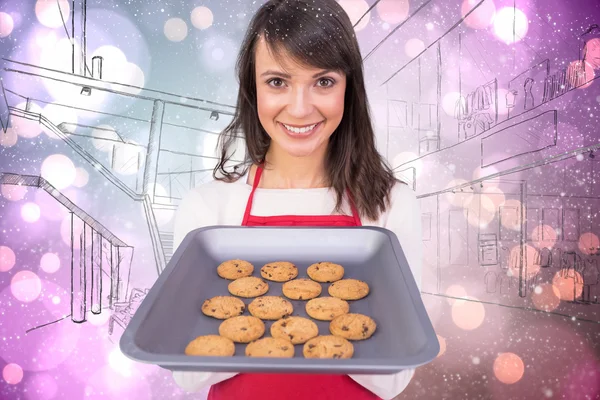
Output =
[{"x1": 279, "y1": 121, "x2": 323, "y2": 138}]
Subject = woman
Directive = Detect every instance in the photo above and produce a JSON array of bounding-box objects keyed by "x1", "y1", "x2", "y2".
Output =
[{"x1": 171, "y1": 0, "x2": 423, "y2": 399}]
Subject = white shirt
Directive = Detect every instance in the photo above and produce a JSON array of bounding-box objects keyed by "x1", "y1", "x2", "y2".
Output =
[{"x1": 171, "y1": 174, "x2": 423, "y2": 400}]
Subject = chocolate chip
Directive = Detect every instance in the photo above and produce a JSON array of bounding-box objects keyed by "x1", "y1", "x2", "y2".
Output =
[
  {"x1": 334, "y1": 344, "x2": 342, "y2": 347},
  {"x1": 288, "y1": 334, "x2": 294, "y2": 340},
  {"x1": 315, "y1": 266, "x2": 320, "y2": 270},
  {"x1": 211, "y1": 308, "x2": 216, "y2": 312},
  {"x1": 281, "y1": 322, "x2": 287, "y2": 327},
  {"x1": 342, "y1": 326, "x2": 349, "y2": 331},
  {"x1": 330, "y1": 313, "x2": 334, "y2": 318},
  {"x1": 282, "y1": 346, "x2": 289, "y2": 351},
  {"x1": 237, "y1": 269, "x2": 242, "y2": 273},
  {"x1": 333, "y1": 354, "x2": 341, "y2": 359},
  {"x1": 308, "y1": 344, "x2": 315, "y2": 349},
  {"x1": 298, "y1": 296, "x2": 303, "y2": 300},
  {"x1": 241, "y1": 305, "x2": 246, "y2": 312},
  {"x1": 268, "y1": 350, "x2": 272, "y2": 354},
  {"x1": 362, "y1": 325, "x2": 368, "y2": 333},
  {"x1": 241, "y1": 327, "x2": 247, "y2": 331},
  {"x1": 268, "y1": 273, "x2": 272, "y2": 277},
  {"x1": 234, "y1": 263, "x2": 239, "y2": 267},
  {"x1": 225, "y1": 311, "x2": 230, "y2": 315}
]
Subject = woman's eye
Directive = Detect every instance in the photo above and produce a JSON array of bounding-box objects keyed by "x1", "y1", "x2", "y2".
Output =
[
  {"x1": 268, "y1": 78, "x2": 284, "y2": 87},
  {"x1": 318, "y1": 78, "x2": 335, "y2": 88}
]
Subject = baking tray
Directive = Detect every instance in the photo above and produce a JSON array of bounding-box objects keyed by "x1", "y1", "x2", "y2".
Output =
[{"x1": 120, "y1": 226, "x2": 439, "y2": 374}]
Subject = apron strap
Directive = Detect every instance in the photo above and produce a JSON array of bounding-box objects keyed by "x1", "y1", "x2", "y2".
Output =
[
  {"x1": 241, "y1": 165, "x2": 264, "y2": 226},
  {"x1": 243, "y1": 164, "x2": 362, "y2": 226}
]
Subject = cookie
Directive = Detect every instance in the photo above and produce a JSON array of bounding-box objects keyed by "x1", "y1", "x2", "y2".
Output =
[
  {"x1": 248, "y1": 296, "x2": 294, "y2": 320},
  {"x1": 329, "y1": 313, "x2": 377, "y2": 340},
  {"x1": 228, "y1": 276, "x2": 269, "y2": 298},
  {"x1": 282, "y1": 278, "x2": 322, "y2": 300},
  {"x1": 307, "y1": 262, "x2": 344, "y2": 283},
  {"x1": 245, "y1": 337, "x2": 295, "y2": 358},
  {"x1": 184, "y1": 335, "x2": 235, "y2": 357},
  {"x1": 303, "y1": 335, "x2": 354, "y2": 359},
  {"x1": 201, "y1": 296, "x2": 246, "y2": 319},
  {"x1": 217, "y1": 259, "x2": 254, "y2": 280},
  {"x1": 305, "y1": 296, "x2": 350, "y2": 321},
  {"x1": 328, "y1": 279, "x2": 369, "y2": 300},
  {"x1": 270, "y1": 316, "x2": 319, "y2": 344},
  {"x1": 218, "y1": 315, "x2": 265, "y2": 343},
  {"x1": 260, "y1": 261, "x2": 298, "y2": 282}
]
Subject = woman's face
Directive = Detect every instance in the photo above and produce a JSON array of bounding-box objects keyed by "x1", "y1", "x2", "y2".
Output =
[{"x1": 254, "y1": 38, "x2": 347, "y2": 160}]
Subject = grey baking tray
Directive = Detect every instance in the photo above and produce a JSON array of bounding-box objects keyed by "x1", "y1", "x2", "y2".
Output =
[{"x1": 120, "y1": 226, "x2": 439, "y2": 374}]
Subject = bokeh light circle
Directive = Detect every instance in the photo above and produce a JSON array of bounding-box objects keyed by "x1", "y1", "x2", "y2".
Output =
[
  {"x1": 1, "y1": 184, "x2": 27, "y2": 201},
  {"x1": 493, "y1": 352, "x2": 525, "y2": 384},
  {"x1": 0, "y1": 12, "x2": 14, "y2": 37},
  {"x1": 164, "y1": 18, "x2": 188, "y2": 42},
  {"x1": 376, "y1": 0, "x2": 409, "y2": 24},
  {"x1": 35, "y1": 0, "x2": 70, "y2": 29},
  {"x1": 493, "y1": 7, "x2": 528, "y2": 44},
  {"x1": 11, "y1": 270, "x2": 43, "y2": 302},
  {"x1": 531, "y1": 283, "x2": 561, "y2": 312},
  {"x1": 40, "y1": 253, "x2": 60, "y2": 273},
  {"x1": 21, "y1": 202, "x2": 41, "y2": 223},
  {"x1": 405, "y1": 38, "x2": 425, "y2": 58},
  {"x1": 552, "y1": 271, "x2": 584, "y2": 301},
  {"x1": 338, "y1": 0, "x2": 370, "y2": 32},
  {"x1": 0, "y1": 127, "x2": 18, "y2": 147},
  {"x1": 461, "y1": 0, "x2": 496, "y2": 30},
  {"x1": 191, "y1": 6, "x2": 214, "y2": 30},
  {"x1": 0, "y1": 245, "x2": 16, "y2": 272},
  {"x1": 2, "y1": 363, "x2": 23, "y2": 385},
  {"x1": 41, "y1": 154, "x2": 77, "y2": 190},
  {"x1": 578, "y1": 232, "x2": 599, "y2": 255},
  {"x1": 451, "y1": 296, "x2": 485, "y2": 330}
]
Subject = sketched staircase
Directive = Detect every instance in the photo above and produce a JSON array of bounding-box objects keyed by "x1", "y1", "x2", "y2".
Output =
[
  {"x1": 160, "y1": 231, "x2": 174, "y2": 263},
  {"x1": 0, "y1": 173, "x2": 133, "y2": 323},
  {"x1": 8, "y1": 106, "x2": 167, "y2": 275}
]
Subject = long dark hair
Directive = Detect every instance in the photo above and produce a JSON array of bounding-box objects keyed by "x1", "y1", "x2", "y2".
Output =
[{"x1": 213, "y1": 0, "x2": 399, "y2": 221}]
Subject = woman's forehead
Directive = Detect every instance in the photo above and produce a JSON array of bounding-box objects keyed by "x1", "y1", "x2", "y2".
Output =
[{"x1": 254, "y1": 38, "x2": 335, "y2": 76}]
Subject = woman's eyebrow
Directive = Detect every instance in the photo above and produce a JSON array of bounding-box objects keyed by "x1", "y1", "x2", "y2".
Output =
[{"x1": 259, "y1": 69, "x2": 337, "y2": 79}]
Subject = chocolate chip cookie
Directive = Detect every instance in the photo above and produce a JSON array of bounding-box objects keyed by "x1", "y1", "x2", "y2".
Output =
[
  {"x1": 305, "y1": 296, "x2": 350, "y2": 321},
  {"x1": 218, "y1": 315, "x2": 265, "y2": 343},
  {"x1": 228, "y1": 276, "x2": 269, "y2": 298},
  {"x1": 201, "y1": 296, "x2": 246, "y2": 319},
  {"x1": 303, "y1": 335, "x2": 354, "y2": 359},
  {"x1": 184, "y1": 335, "x2": 235, "y2": 356},
  {"x1": 282, "y1": 278, "x2": 322, "y2": 300},
  {"x1": 260, "y1": 261, "x2": 298, "y2": 282},
  {"x1": 307, "y1": 262, "x2": 345, "y2": 283},
  {"x1": 329, "y1": 313, "x2": 377, "y2": 340},
  {"x1": 270, "y1": 316, "x2": 319, "y2": 344},
  {"x1": 328, "y1": 279, "x2": 370, "y2": 300},
  {"x1": 217, "y1": 259, "x2": 254, "y2": 280},
  {"x1": 248, "y1": 296, "x2": 294, "y2": 320},
  {"x1": 245, "y1": 337, "x2": 295, "y2": 358}
]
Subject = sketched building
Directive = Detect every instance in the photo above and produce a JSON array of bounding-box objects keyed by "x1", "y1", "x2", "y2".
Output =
[
  {"x1": 379, "y1": 2, "x2": 600, "y2": 318},
  {"x1": 0, "y1": 0, "x2": 243, "y2": 326}
]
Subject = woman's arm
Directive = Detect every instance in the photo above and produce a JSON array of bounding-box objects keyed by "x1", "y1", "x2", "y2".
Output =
[
  {"x1": 171, "y1": 188, "x2": 238, "y2": 392},
  {"x1": 348, "y1": 182, "x2": 423, "y2": 399}
]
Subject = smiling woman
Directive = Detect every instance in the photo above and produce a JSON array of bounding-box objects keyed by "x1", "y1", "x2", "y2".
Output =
[
  {"x1": 213, "y1": 0, "x2": 398, "y2": 220},
  {"x1": 172, "y1": 0, "x2": 424, "y2": 399}
]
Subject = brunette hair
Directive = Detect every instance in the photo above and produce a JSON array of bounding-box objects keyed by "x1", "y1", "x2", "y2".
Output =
[{"x1": 213, "y1": 0, "x2": 399, "y2": 221}]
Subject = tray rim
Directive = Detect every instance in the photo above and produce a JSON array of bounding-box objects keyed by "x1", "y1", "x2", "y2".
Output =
[{"x1": 119, "y1": 225, "x2": 440, "y2": 374}]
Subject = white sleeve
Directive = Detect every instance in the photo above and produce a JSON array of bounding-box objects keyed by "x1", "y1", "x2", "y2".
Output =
[
  {"x1": 348, "y1": 183, "x2": 423, "y2": 399},
  {"x1": 171, "y1": 188, "x2": 239, "y2": 392}
]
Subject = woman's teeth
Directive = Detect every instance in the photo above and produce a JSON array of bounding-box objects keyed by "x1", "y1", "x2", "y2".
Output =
[{"x1": 283, "y1": 123, "x2": 317, "y2": 134}]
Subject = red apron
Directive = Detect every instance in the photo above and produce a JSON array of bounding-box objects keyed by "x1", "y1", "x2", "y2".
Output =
[{"x1": 207, "y1": 165, "x2": 380, "y2": 400}]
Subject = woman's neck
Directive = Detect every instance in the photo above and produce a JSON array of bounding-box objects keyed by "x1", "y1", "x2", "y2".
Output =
[{"x1": 257, "y1": 147, "x2": 328, "y2": 189}]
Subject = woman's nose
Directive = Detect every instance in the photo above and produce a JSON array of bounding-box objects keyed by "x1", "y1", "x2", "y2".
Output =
[{"x1": 286, "y1": 87, "x2": 313, "y2": 118}]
